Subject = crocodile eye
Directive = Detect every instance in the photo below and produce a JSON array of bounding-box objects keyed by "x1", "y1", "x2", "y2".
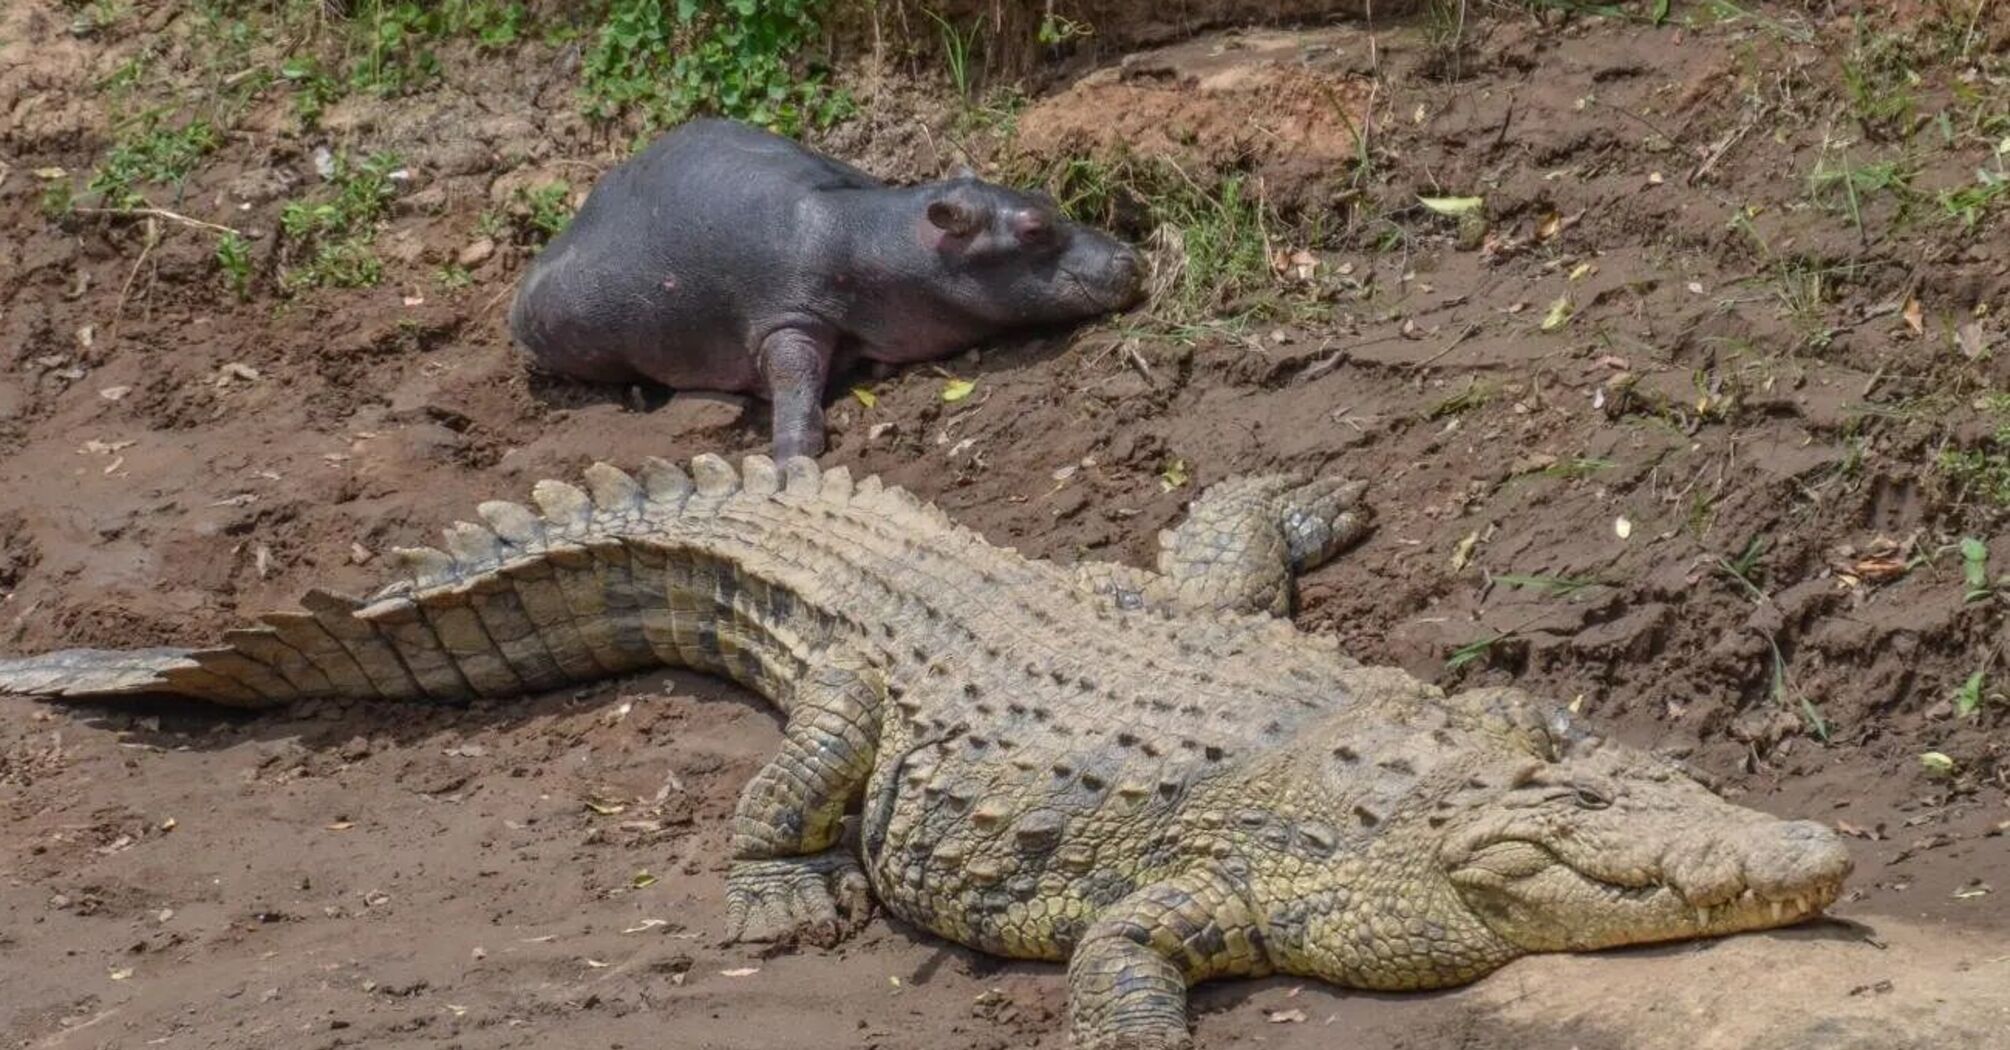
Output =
[{"x1": 1572, "y1": 786, "x2": 1611, "y2": 810}]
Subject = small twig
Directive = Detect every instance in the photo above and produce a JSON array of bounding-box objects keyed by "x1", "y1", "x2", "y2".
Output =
[
  {"x1": 1410, "y1": 321, "x2": 1482, "y2": 370},
  {"x1": 1687, "y1": 110, "x2": 1760, "y2": 186},
  {"x1": 109, "y1": 217, "x2": 161, "y2": 343},
  {"x1": 74, "y1": 205, "x2": 242, "y2": 236},
  {"x1": 1959, "y1": 0, "x2": 1987, "y2": 59},
  {"x1": 1593, "y1": 99, "x2": 1683, "y2": 149},
  {"x1": 1120, "y1": 341, "x2": 1155, "y2": 385}
]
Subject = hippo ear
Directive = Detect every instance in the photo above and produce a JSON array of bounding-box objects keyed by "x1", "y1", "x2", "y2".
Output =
[{"x1": 926, "y1": 196, "x2": 985, "y2": 238}]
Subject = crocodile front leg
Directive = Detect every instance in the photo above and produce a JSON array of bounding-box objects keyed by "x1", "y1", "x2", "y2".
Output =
[
  {"x1": 724, "y1": 653, "x2": 883, "y2": 948},
  {"x1": 1066, "y1": 866, "x2": 1271, "y2": 1050},
  {"x1": 1075, "y1": 472, "x2": 1371, "y2": 618}
]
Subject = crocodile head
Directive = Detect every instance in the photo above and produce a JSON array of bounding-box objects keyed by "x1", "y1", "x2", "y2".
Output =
[
  {"x1": 1436, "y1": 735, "x2": 1853, "y2": 954},
  {"x1": 1259, "y1": 683, "x2": 1852, "y2": 989}
]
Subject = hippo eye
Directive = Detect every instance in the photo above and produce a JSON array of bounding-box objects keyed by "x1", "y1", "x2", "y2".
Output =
[{"x1": 1571, "y1": 786, "x2": 1611, "y2": 810}]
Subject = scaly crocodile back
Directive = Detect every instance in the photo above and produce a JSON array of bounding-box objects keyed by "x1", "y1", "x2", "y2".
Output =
[{"x1": 0, "y1": 453, "x2": 1027, "y2": 709}]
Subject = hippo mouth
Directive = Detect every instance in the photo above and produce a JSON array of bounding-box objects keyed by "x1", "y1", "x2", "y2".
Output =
[{"x1": 1058, "y1": 257, "x2": 1148, "y2": 313}]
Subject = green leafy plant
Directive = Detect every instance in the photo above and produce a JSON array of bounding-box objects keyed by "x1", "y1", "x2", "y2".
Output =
[
  {"x1": 1958, "y1": 537, "x2": 2007, "y2": 603},
  {"x1": 1446, "y1": 633, "x2": 1509, "y2": 672},
  {"x1": 1034, "y1": 155, "x2": 1277, "y2": 330},
  {"x1": 349, "y1": 0, "x2": 446, "y2": 96},
  {"x1": 582, "y1": 0, "x2": 849, "y2": 136},
  {"x1": 215, "y1": 231, "x2": 253, "y2": 300},
  {"x1": 927, "y1": 9, "x2": 981, "y2": 98},
  {"x1": 40, "y1": 177, "x2": 76, "y2": 219},
  {"x1": 1940, "y1": 409, "x2": 2010, "y2": 508},
  {"x1": 1036, "y1": 13, "x2": 1092, "y2": 46},
  {"x1": 278, "y1": 151, "x2": 401, "y2": 289},
  {"x1": 1718, "y1": 534, "x2": 1769, "y2": 602},
  {"x1": 280, "y1": 55, "x2": 345, "y2": 127},
  {"x1": 88, "y1": 113, "x2": 221, "y2": 206},
  {"x1": 1764, "y1": 633, "x2": 1830, "y2": 743},
  {"x1": 515, "y1": 182, "x2": 574, "y2": 244},
  {"x1": 1952, "y1": 669, "x2": 1991, "y2": 718},
  {"x1": 1493, "y1": 573, "x2": 1603, "y2": 598}
]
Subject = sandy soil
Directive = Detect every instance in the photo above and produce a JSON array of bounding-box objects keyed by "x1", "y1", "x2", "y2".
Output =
[{"x1": 3, "y1": 2, "x2": 2007, "y2": 1047}]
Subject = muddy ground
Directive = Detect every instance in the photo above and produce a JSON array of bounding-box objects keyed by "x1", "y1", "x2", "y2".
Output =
[{"x1": 3, "y1": 1, "x2": 2009, "y2": 1047}]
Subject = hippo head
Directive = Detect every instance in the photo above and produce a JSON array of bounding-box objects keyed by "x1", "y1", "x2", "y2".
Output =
[{"x1": 914, "y1": 173, "x2": 1148, "y2": 325}]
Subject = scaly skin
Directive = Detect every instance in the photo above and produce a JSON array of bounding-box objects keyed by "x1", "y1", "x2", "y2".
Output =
[{"x1": 0, "y1": 453, "x2": 1852, "y2": 1049}]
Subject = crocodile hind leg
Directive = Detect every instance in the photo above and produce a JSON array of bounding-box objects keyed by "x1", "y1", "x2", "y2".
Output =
[
  {"x1": 723, "y1": 653, "x2": 883, "y2": 948},
  {"x1": 1075, "y1": 472, "x2": 1371, "y2": 618},
  {"x1": 1066, "y1": 866, "x2": 1271, "y2": 1050}
]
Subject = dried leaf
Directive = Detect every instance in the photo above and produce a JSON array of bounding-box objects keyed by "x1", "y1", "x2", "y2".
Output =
[
  {"x1": 215, "y1": 362, "x2": 262, "y2": 387},
  {"x1": 1614, "y1": 516, "x2": 1633, "y2": 540},
  {"x1": 941, "y1": 378, "x2": 976, "y2": 402},
  {"x1": 585, "y1": 799, "x2": 626, "y2": 816},
  {"x1": 1919, "y1": 751, "x2": 1957, "y2": 776},
  {"x1": 326, "y1": 821, "x2": 355, "y2": 831},
  {"x1": 1419, "y1": 195, "x2": 1485, "y2": 216},
  {"x1": 1955, "y1": 320, "x2": 1989, "y2": 360},
  {"x1": 1159, "y1": 459, "x2": 1190, "y2": 492},
  {"x1": 720, "y1": 967, "x2": 760, "y2": 978},
  {"x1": 632, "y1": 871, "x2": 658, "y2": 888},
  {"x1": 1450, "y1": 530, "x2": 1480, "y2": 571},
  {"x1": 99, "y1": 385, "x2": 131, "y2": 402},
  {"x1": 1903, "y1": 298, "x2": 1924, "y2": 335},
  {"x1": 1268, "y1": 1009, "x2": 1308, "y2": 1024},
  {"x1": 1541, "y1": 296, "x2": 1573, "y2": 331},
  {"x1": 851, "y1": 386, "x2": 877, "y2": 408},
  {"x1": 1567, "y1": 262, "x2": 1595, "y2": 281},
  {"x1": 1536, "y1": 212, "x2": 1563, "y2": 240}
]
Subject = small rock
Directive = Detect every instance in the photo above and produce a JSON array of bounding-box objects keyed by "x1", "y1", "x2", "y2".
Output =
[
  {"x1": 656, "y1": 390, "x2": 747, "y2": 436},
  {"x1": 457, "y1": 238, "x2": 496, "y2": 267},
  {"x1": 383, "y1": 229, "x2": 426, "y2": 265},
  {"x1": 228, "y1": 167, "x2": 298, "y2": 206}
]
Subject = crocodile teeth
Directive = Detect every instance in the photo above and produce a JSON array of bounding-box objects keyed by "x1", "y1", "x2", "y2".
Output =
[
  {"x1": 1769, "y1": 900, "x2": 1785, "y2": 923},
  {"x1": 1694, "y1": 906, "x2": 1710, "y2": 927}
]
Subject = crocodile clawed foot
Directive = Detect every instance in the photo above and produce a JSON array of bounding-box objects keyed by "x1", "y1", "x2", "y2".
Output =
[
  {"x1": 723, "y1": 851, "x2": 872, "y2": 949},
  {"x1": 1278, "y1": 474, "x2": 1372, "y2": 572}
]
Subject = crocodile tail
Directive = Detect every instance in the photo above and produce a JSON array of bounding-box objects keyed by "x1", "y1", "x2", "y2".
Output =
[{"x1": 0, "y1": 452, "x2": 862, "y2": 709}]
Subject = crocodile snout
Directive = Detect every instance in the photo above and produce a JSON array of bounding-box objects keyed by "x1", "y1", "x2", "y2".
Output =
[{"x1": 1663, "y1": 818, "x2": 1851, "y2": 933}]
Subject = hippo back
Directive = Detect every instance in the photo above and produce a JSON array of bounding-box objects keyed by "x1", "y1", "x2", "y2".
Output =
[{"x1": 507, "y1": 119, "x2": 882, "y2": 385}]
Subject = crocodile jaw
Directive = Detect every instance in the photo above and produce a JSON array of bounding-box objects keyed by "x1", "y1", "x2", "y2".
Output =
[{"x1": 1446, "y1": 818, "x2": 1852, "y2": 953}]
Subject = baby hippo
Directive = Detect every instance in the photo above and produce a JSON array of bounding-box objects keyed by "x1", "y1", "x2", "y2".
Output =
[{"x1": 507, "y1": 118, "x2": 1147, "y2": 460}]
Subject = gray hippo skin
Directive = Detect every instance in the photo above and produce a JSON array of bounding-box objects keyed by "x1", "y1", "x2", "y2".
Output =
[{"x1": 507, "y1": 118, "x2": 1148, "y2": 460}]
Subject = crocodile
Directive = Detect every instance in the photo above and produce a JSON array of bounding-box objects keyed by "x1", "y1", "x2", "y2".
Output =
[{"x1": 0, "y1": 453, "x2": 1852, "y2": 1049}]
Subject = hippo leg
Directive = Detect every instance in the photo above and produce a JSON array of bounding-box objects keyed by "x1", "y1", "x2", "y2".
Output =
[{"x1": 758, "y1": 325, "x2": 838, "y2": 461}]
